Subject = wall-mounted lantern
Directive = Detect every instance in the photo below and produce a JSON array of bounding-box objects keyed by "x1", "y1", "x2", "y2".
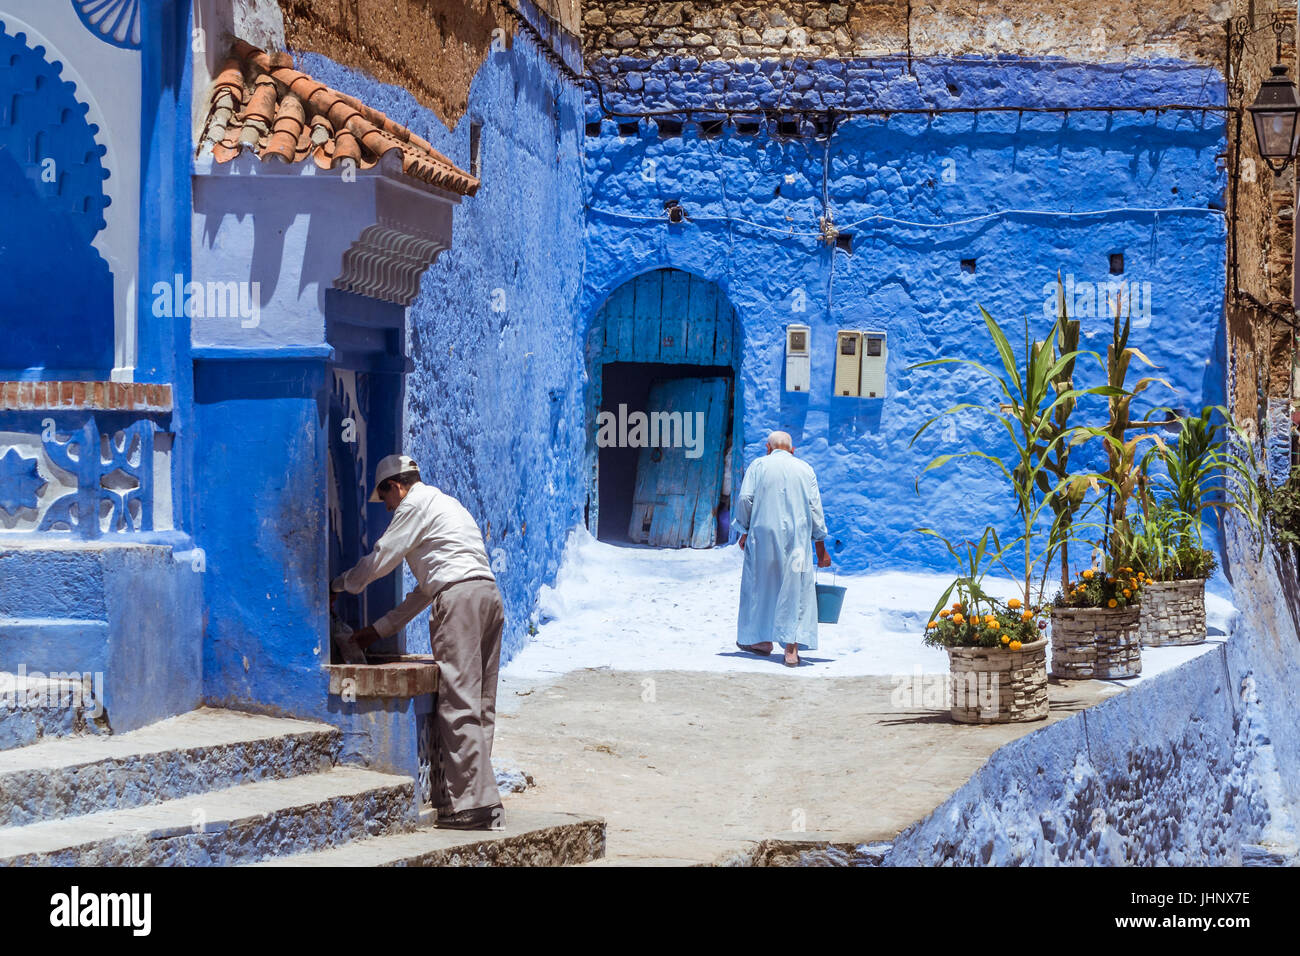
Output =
[{"x1": 1248, "y1": 64, "x2": 1300, "y2": 174}]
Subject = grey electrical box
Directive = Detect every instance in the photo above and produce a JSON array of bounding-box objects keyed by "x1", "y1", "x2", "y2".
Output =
[{"x1": 785, "y1": 324, "x2": 810, "y2": 392}]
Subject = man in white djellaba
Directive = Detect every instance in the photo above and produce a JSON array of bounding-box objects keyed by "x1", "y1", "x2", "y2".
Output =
[{"x1": 733, "y1": 431, "x2": 832, "y2": 667}]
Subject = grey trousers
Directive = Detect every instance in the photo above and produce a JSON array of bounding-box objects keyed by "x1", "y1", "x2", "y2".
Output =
[{"x1": 429, "y1": 578, "x2": 505, "y2": 814}]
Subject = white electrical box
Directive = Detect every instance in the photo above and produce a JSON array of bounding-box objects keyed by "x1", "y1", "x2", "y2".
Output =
[
  {"x1": 834, "y1": 330, "x2": 862, "y2": 397},
  {"x1": 860, "y1": 331, "x2": 887, "y2": 398},
  {"x1": 785, "y1": 324, "x2": 810, "y2": 392}
]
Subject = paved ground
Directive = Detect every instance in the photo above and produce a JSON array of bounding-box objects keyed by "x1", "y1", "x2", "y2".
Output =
[{"x1": 495, "y1": 668, "x2": 1118, "y2": 864}]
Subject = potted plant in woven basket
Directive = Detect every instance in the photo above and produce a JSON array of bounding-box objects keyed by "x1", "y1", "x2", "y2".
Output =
[
  {"x1": 1126, "y1": 503, "x2": 1215, "y2": 647},
  {"x1": 920, "y1": 531, "x2": 1049, "y2": 724},
  {"x1": 1050, "y1": 564, "x2": 1144, "y2": 678},
  {"x1": 1128, "y1": 406, "x2": 1259, "y2": 646}
]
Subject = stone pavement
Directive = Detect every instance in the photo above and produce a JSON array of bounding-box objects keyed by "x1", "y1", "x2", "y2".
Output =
[{"x1": 495, "y1": 669, "x2": 1119, "y2": 865}]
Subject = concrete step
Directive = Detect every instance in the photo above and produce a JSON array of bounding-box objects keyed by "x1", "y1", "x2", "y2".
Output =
[
  {"x1": 251, "y1": 809, "x2": 605, "y2": 867},
  {"x1": 0, "y1": 708, "x2": 339, "y2": 828},
  {"x1": 0, "y1": 766, "x2": 414, "y2": 866},
  {"x1": 0, "y1": 671, "x2": 108, "y2": 751},
  {"x1": 579, "y1": 855, "x2": 705, "y2": 867}
]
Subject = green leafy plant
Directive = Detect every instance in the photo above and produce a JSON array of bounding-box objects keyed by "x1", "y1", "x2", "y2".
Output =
[
  {"x1": 1261, "y1": 463, "x2": 1300, "y2": 552},
  {"x1": 916, "y1": 527, "x2": 1045, "y2": 648},
  {"x1": 1117, "y1": 500, "x2": 1218, "y2": 583},
  {"x1": 1035, "y1": 279, "x2": 1090, "y2": 595},
  {"x1": 1069, "y1": 296, "x2": 1170, "y2": 573},
  {"x1": 910, "y1": 302, "x2": 1113, "y2": 612}
]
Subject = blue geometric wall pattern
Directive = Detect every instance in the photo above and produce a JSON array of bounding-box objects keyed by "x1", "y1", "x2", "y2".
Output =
[
  {"x1": 0, "y1": 448, "x2": 45, "y2": 514},
  {"x1": 0, "y1": 20, "x2": 114, "y2": 374},
  {"x1": 70, "y1": 0, "x2": 141, "y2": 50}
]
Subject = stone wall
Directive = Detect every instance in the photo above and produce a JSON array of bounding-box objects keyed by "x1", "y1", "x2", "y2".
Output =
[
  {"x1": 1223, "y1": 1, "x2": 1297, "y2": 479},
  {"x1": 582, "y1": 1, "x2": 1228, "y2": 63},
  {"x1": 278, "y1": 0, "x2": 581, "y2": 126}
]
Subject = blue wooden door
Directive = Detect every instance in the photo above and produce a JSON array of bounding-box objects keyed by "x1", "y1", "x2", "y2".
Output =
[{"x1": 628, "y1": 377, "x2": 730, "y2": 548}]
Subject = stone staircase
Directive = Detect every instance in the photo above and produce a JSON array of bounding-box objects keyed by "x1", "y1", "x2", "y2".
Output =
[{"x1": 0, "y1": 703, "x2": 604, "y2": 866}]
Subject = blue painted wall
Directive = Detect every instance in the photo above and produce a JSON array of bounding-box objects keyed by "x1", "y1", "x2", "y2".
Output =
[
  {"x1": 194, "y1": 354, "x2": 330, "y2": 717},
  {"x1": 294, "y1": 28, "x2": 588, "y2": 667},
  {"x1": 582, "y1": 57, "x2": 1228, "y2": 576}
]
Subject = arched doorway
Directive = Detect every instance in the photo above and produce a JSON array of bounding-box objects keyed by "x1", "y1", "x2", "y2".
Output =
[{"x1": 584, "y1": 269, "x2": 742, "y2": 548}]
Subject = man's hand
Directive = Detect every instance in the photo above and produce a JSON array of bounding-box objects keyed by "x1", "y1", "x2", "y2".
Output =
[
  {"x1": 815, "y1": 540, "x2": 832, "y2": 568},
  {"x1": 352, "y1": 625, "x2": 380, "y2": 649},
  {"x1": 738, "y1": 534, "x2": 747, "y2": 550}
]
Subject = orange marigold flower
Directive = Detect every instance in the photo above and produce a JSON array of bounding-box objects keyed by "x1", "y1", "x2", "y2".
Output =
[
  {"x1": 1082, "y1": 570, "x2": 1094, "y2": 579},
  {"x1": 939, "y1": 609, "x2": 951, "y2": 618},
  {"x1": 952, "y1": 613, "x2": 965, "y2": 624},
  {"x1": 988, "y1": 620, "x2": 1000, "y2": 630},
  {"x1": 1009, "y1": 640, "x2": 1022, "y2": 651},
  {"x1": 1123, "y1": 589, "x2": 1131, "y2": 597},
  {"x1": 1108, "y1": 598, "x2": 1118, "y2": 608},
  {"x1": 928, "y1": 620, "x2": 938, "y2": 628},
  {"x1": 1001, "y1": 635, "x2": 1010, "y2": 644},
  {"x1": 1022, "y1": 610, "x2": 1033, "y2": 621},
  {"x1": 1008, "y1": 598, "x2": 1022, "y2": 610}
]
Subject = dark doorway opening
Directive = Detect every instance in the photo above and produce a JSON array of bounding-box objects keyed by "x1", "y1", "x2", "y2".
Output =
[{"x1": 598, "y1": 360, "x2": 733, "y2": 544}]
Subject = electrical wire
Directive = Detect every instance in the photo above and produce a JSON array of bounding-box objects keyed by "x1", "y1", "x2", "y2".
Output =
[{"x1": 587, "y1": 203, "x2": 1225, "y2": 238}]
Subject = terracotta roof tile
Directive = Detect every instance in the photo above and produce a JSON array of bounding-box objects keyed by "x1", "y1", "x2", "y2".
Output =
[{"x1": 199, "y1": 39, "x2": 479, "y2": 197}]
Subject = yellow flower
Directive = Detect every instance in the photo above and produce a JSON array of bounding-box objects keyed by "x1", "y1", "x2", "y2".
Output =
[
  {"x1": 1108, "y1": 599, "x2": 1118, "y2": 608},
  {"x1": 984, "y1": 614, "x2": 995, "y2": 624},
  {"x1": 927, "y1": 620, "x2": 938, "y2": 629},
  {"x1": 1008, "y1": 598, "x2": 1022, "y2": 610},
  {"x1": 988, "y1": 620, "x2": 1000, "y2": 630},
  {"x1": 939, "y1": 609, "x2": 950, "y2": 618},
  {"x1": 1001, "y1": 635, "x2": 1010, "y2": 644},
  {"x1": 952, "y1": 613, "x2": 965, "y2": 625},
  {"x1": 1123, "y1": 589, "x2": 1131, "y2": 597},
  {"x1": 951, "y1": 602, "x2": 962, "y2": 611},
  {"x1": 1022, "y1": 610, "x2": 1034, "y2": 622},
  {"x1": 1009, "y1": 640, "x2": 1022, "y2": 651},
  {"x1": 1082, "y1": 570, "x2": 1094, "y2": 580}
]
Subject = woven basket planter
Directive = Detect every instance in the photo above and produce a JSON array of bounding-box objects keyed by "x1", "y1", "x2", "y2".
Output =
[
  {"x1": 1050, "y1": 606, "x2": 1142, "y2": 679},
  {"x1": 945, "y1": 638, "x2": 1049, "y2": 724},
  {"x1": 1139, "y1": 579, "x2": 1206, "y2": 647}
]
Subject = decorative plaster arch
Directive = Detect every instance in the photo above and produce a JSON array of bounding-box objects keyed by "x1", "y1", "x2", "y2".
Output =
[{"x1": 0, "y1": 5, "x2": 140, "y2": 379}]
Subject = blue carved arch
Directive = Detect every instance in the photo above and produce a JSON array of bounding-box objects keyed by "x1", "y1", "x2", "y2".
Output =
[
  {"x1": 0, "y1": 20, "x2": 114, "y2": 376},
  {"x1": 70, "y1": 0, "x2": 142, "y2": 50}
]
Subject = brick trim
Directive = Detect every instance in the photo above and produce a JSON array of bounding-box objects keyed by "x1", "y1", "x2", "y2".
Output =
[{"x1": 0, "y1": 382, "x2": 173, "y2": 412}]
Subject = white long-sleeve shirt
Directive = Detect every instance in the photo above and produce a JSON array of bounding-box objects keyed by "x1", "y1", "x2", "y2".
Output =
[{"x1": 331, "y1": 482, "x2": 495, "y2": 638}]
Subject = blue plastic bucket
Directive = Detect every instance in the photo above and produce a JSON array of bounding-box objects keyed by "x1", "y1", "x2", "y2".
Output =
[{"x1": 816, "y1": 578, "x2": 846, "y2": 624}]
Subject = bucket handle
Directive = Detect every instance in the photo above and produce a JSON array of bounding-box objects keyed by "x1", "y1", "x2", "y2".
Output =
[{"x1": 817, "y1": 568, "x2": 836, "y2": 586}]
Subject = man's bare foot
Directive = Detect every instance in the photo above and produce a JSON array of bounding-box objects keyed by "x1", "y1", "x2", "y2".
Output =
[{"x1": 784, "y1": 644, "x2": 800, "y2": 667}]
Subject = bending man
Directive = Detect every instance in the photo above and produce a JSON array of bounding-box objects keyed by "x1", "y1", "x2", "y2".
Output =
[
  {"x1": 331, "y1": 454, "x2": 505, "y2": 830},
  {"x1": 733, "y1": 431, "x2": 832, "y2": 667}
]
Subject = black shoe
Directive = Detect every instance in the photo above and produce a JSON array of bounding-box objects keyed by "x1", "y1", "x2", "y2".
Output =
[{"x1": 435, "y1": 804, "x2": 504, "y2": 830}]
